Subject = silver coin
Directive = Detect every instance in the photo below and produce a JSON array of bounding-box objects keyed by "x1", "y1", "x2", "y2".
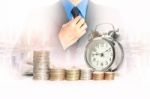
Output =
[
  {"x1": 80, "y1": 68, "x2": 92, "y2": 80},
  {"x1": 33, "y1": 51, "x2": 50, "y2": 80}
]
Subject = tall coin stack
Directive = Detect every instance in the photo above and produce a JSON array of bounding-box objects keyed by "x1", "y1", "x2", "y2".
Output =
[
  {"x1": 66, "y1": 68, "x2": 80, "y2": 81},
  {"x1": 80, "y1": 68, "x2": 92, "y2": 80},
  {"x1": 50, "y1": 68, "x2": 65, "y2": 81},
  {"x1": 33, "y1": 51, "x2": 50, "y2": 80}
]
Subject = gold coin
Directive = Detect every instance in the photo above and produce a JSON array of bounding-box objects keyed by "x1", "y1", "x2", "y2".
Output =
[
  {"x1": 49, "y1": 68, "x2": 65, "y2": 81},
  {"x1": 104, "y1": 72, "x2": 115, "y2": 80},
  {"x1": 92, "y1": 71, "x2": 104, "y2": 80},
  {"x1": 66, "y1": 68, "x2": 80, "y2": 81}
]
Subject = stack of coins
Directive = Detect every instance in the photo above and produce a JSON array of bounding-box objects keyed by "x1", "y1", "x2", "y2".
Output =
[
  {"x1": 49, "y1": 68, "x2": 65, "y2": 81},
  {"x1": 66, "y1": 68, "x2": 80, "y2": 81},
  {"x1": 92, "y1": 71, "x2": 104, "y2": 80},
  {"x1": 80, "y1": 68, "x2": 92, "y2": 80},
  {"x1": 33, "y1": 51, "x2": 50, "y2": 80},
  {"x1": 104, "y1": 72, "x2": 115, "y2": 80}
]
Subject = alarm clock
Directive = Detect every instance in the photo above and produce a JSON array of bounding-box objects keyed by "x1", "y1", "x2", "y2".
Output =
[{"x1": 85, "y1": 23, "x2": 124, "y2": 72}]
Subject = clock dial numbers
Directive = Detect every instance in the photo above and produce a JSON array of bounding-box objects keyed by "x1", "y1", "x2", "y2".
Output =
[
  {"x1": 85, "y1": 25, "x2": 124, "y2": 72},
  {"x1": 87, "y1": 39, "x2": 114, "y2": 71}
]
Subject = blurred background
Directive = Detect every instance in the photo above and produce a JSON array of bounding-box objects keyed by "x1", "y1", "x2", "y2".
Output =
[
  {"x1": 0, "y1": 0, "x2": 150, "y2": 98},
  {"x1": 1, "y1": 0, "x2": 150, "y2": 79}
]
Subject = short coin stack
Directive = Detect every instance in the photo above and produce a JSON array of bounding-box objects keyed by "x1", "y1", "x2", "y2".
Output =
[
  {"x1": 49, "y1": 68, "x2": 65, "y2": 81},
  {"x1": 66, "y1": 68, "x2": 80, "y2": 81},
  {"x1": 80, "y1": 68, "x2": 92, "y2": 80},
  {"x1": 92, "y1": 71, "x2": 104, "y2": 80},
  {"x1": 104, "y1": 72, "x2": 115, "y2": 80},
  {"x1": 33, "y1": 51, "x2": 50, "y2": 80}
]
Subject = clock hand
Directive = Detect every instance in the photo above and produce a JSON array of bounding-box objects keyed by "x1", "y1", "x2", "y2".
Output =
[
  {"x1": 103, "y1": 48, "x2": 111, "y2": 53},
  {"x1": 94, "y1": 48, "x2": 111, "y2": 55},
  {"x1": 93, "y1": 53, "x2": 99, "y2": 55},
  {"x1": 93, "y1": 53, "x2": 104, "y2": 57},
  {"x1": 94, "y1": 48, "x2": 111, "y2": 57}
]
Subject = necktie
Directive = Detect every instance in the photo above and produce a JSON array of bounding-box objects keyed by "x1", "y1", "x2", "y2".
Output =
[
  {"x1": 71, "y1": 7, "x2": 80, "y2": 18},
  {"x1": 68, "y1": 7, "x2": 80, "y2": 65}
]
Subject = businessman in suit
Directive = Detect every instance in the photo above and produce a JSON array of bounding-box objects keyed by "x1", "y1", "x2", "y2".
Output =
[{"x1": 12, "y1": 0, "x2": 123, "y2": 76}]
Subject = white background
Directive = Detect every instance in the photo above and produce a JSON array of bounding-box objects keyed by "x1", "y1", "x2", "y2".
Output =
[{"x1": 0, "y1": 0, "x2": 150, "y2": 99}]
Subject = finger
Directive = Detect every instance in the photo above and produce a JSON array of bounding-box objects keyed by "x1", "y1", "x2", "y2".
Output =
[
  {"x1": 80, "y1": 23, "x2": 87, "y2": 31},
  {"x1": 76, "y1": 18, "x2": 85, "y2": 28},
  {"x1": 62, "y1": 24, "x2": 67, "y2": 28},
  {"x1": 77, "y1": 30, "x2": 86, "y2": 38},
  {"x1": 80, "y1": 30, "x2": 86, "y2": 37},
  {"x1": 72, "y1": 16, "x2": 81, "y2": 25}
]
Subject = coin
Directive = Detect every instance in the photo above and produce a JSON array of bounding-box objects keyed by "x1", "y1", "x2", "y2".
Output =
[
  {"x1": 49, "y1": 68, "x2": 65, "y2": 81},
  {"x1": 104, "y1": 72, "x2": 115, "y2": 80},
  {"x1": 92, "y1": 71, "x2": 104, "y2": 80},
  {"x1": 33, "y1": 50, "x2": 50, "y2": 80},
  {"x1": 80, "y1": 68, "x2": 92, "y2": 80},
  {"x1": 66, "y1": 68, "x2": 80, "y2": 81}
]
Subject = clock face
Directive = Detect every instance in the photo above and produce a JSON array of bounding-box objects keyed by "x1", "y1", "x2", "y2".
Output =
[{"x1": 85, "y1": 38, "x2": 115, "y2": 71}]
